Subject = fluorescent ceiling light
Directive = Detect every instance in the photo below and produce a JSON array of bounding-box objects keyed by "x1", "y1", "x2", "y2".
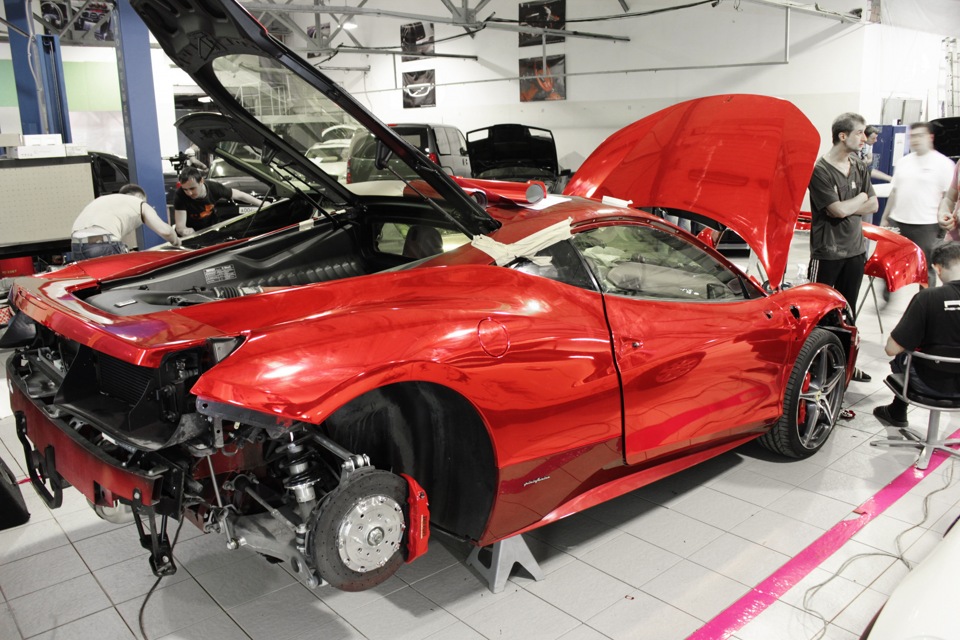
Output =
[{"x1": 343, "y1": 21, "x2": 358, "y2": 30}]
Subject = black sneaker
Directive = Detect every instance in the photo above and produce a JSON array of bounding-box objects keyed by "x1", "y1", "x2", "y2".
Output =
[
  {"x1": 873, "y1": 404, "x2": 908, "y2": 429},
  {"x1": 852, "y1": 368, "x2": 872, "y2": 383}
]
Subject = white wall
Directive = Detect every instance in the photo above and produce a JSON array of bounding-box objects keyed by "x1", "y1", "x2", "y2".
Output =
[
  {"x1": 859, "y1": 24, "x2": 948, "y2": 124},
  {"x1": 0, "y1": 1, "x2": 950, "y2": 172},
  {"x1": 308, "y1": 0, "x2": 881, "y2": 167}
]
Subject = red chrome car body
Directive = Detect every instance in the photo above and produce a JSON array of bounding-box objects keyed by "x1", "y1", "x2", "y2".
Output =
[
  {"x1": 794, "y1": 216, "x2": 928, "y2": 290},
  {"x1": 4, "y1": 0, "x2": 858, "y2": 593}
]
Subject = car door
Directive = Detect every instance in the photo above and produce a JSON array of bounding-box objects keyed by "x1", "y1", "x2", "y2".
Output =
[
  {"x1": 448, "y1": 127, "x2": 472, "y2": 177},
  {"x1": 571, "y1": 222, "x2": 794, "y2": 465},
  {"x1": 91, "y1": 153, "x2": 128, "y2": 196}
]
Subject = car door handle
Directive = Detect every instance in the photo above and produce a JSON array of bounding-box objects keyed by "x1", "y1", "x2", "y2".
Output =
[{"x1": 764, "y1": 310, "x2": 774, "y2": 319}]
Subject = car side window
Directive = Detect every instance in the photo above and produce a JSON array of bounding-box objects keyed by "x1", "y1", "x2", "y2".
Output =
[
  {"x1": 374, "y1": 222, "x2": 470, "y2": 258},
  {"x1": 510, "y1": 240, "x2": 598, "y2": 290},
  {"x1": 570, "y1": 224, "x2": 746, "y2": 301}
]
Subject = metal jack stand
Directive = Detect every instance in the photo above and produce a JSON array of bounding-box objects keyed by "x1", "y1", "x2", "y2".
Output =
[
  {"x1": 855, "y1": 276, "x2": 884, "y2": 333},
  {"x1": 466, "y1": 534, "x2": 544, "y2": 593},
  {"x1": 132, "y1": 489, "x2": 177, "y2": 577}
]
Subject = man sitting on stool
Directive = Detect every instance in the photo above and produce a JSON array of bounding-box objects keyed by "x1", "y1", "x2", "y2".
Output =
[
  {"x1": 874, "y1": 241, "x2": 960, "y2": 427},
  {"x1": 71, "y1": 184, "x2": 180, "y2": 260}
]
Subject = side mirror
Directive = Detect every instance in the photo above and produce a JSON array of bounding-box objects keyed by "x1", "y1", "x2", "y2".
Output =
[{"x1": 374, "y1": 140, "x2": 393, "y2": 170}]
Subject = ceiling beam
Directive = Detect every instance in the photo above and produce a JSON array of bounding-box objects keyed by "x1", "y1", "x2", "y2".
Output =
[
  {"x1": 736, "y1": 0, "x2": 863, "y2": 23},
  {"x1": 241, "y1": 2, "x2": 630, "y2": 42}
]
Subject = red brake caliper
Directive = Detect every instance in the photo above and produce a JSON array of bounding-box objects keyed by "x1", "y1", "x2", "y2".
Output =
[
  {"x1": 798, "y1": 371, "x2": 812, "y2": 423},
  {"x1": 400, "y1": 473, "x2": 430, "y2": 562}
]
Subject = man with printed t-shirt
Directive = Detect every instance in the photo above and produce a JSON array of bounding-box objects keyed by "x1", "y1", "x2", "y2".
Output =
[{"x1": 173, "y1": 167, "x2": 264, "y2": 236}]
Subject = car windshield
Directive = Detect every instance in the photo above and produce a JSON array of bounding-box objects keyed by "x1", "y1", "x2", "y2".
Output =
[
  {"x1": 210, "y1": 53, "x2": 473, "y2": 220},
  {"x1": 212, "y1": 54, "x2": 363, "y2": 157}
]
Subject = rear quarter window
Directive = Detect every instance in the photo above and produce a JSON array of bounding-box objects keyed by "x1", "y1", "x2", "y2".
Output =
[{"x1": 391, "y1": 127, "x2": 430, "y2": 153}]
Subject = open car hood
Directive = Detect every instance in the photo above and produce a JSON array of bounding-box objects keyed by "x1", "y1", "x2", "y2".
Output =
[
  {"x1": 564, "y1": 94, "x2": 819, "y2": 289},
  {"x1": 130, "y1": 0, "x2": 497, "y2": 238},
  {"x1": 467, "y1": 124, "x2": 559, "y2": 176},
  {"x1": 176, "y1": 112, "x2": 299, "y2": 199}
]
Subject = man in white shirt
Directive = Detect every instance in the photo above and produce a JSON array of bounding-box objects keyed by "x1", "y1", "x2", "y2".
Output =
[
  {"x1": 71, "y1": 184, "x2": 180, "y2": 260},
  {"x1": 881, "y1": 122, "x2": 957, "y2": 286}
]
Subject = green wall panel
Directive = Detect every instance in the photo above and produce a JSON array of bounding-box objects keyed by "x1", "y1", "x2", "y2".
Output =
[
  {"x1": 63, "y1": 61, "x2": 121, "y2": 111},
  {"x1": 0, "y1": 59, "x2": 121, "y2": 111},
  {"x1": 0, "y1": 61, "x2": 17, "y2": 107}
]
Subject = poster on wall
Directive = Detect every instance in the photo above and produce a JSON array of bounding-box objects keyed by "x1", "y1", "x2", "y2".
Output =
[
  {"x1": 403, "y1": 70, "x2": 436, "y2": 109},
  {"x1": 518, "y1": 0, "x2": 565, "y2": 48},
  {"x1": 519, "y1": 55, "x2": 566, "y2": 102},
  {"x1": 401, "y1": 22, "x2": 436, "y2": 62}
]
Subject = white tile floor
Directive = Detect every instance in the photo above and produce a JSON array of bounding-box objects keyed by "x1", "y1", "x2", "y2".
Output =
[{"x1": 1, "y1": 232, "x2": 958, "y2": 640}]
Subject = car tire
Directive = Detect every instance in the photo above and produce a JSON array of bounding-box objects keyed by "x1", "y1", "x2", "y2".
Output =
[
  {"x1": 759, "y1": 328, "x2": 846, "y2": 458},
  {"x1": 307, "y1": 469, "x2": 408, "y2": 592}
]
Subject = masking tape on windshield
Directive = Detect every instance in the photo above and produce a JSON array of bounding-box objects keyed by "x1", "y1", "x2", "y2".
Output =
[{"x1": 471, "y1": 217, "x2": 573, "y2": 266}]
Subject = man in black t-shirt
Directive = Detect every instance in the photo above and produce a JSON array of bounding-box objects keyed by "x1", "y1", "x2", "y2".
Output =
[
  {"x1": 808, "y1": 112, "x2": 878, "y2": 383},
  {"x1": 173, "y1": 167, "x2": 264, "y2": 236},
  {"x1": 808, "y1": 112, "x2": 878, "y2": 312},
  {"x1": 874, "y1": 242, "x2": 960, "y2": 427}
]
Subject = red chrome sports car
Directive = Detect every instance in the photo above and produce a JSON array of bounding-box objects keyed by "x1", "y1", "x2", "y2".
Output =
[{"x1": 3, "y1": 0, "x2": 858, "y2": 592}]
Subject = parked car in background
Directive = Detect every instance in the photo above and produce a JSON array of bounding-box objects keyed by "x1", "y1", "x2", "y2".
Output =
[
  {"x1": 88, "y1": 151, "x2": 179, "y2": 200},
  {"x1": 306, "y1": 139, "x2": 350, "y2": 183},
  {"x1": 347, "y1": 122, "x2": 472, "y2": 182},
  {"x1": 6, "y1": 0, "x2": 858, "y2": 599},
  {"x1": 467, "y1": 123, "x2": 565, "y2": 192}
]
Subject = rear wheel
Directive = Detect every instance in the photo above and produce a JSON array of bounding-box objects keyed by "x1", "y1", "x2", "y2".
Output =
[
  {"x1": 759, "y1": 328, "x2": 846, "y2": 458},
  {"x1": 307, "y1": 469, "x2": 408, "y2": 591}
]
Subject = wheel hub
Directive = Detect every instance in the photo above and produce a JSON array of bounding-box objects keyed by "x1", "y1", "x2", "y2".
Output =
[{"x1": 336, "y1": 494, "x2": 405, "y2": 572}]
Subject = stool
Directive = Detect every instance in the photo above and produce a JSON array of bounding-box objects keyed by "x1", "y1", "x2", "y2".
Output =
[{"x1": 871, "y1": 350, "x2": 960, "y2": 470}]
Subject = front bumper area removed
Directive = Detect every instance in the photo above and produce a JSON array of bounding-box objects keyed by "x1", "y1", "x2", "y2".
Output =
[
  {"x1": 8, "y1": 352, "x2": 188, "y2": 576},
  {"x1": 9, "y1": 362, "x2": 163, "y2": 510}
]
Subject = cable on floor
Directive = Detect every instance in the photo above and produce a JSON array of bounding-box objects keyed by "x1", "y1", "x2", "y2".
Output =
[
  {"x1": 802, "y1": 458, "x2": 957, "y2": 640},
  {"x1": 137, "y1": 515, "x2": 186, "y2": 640}
]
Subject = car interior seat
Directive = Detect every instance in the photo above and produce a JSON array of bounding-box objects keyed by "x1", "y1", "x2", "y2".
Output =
[{"x1": 402, "y1": 225, "x2": 443, "y2": 259}]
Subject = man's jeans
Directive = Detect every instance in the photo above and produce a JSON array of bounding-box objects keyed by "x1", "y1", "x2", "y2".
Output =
[{"x1": 70, "y1": 240, "x2": 127, "y2": 261}]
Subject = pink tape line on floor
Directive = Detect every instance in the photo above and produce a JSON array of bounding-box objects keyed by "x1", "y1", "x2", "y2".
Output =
[{"x1": 687, "y1": 428, "x2": 960, "y2": 640}]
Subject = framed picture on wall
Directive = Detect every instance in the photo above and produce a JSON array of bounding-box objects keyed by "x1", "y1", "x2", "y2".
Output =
[
  {"x1": 401, "y1": 22, "x2": 436, "y2": 62},
  {"x1": 403, "y1": 70, "x2": 436, "y2": 108},
  {"x1": 519, "y1": 55, "x2": 566, "y2": 102},
  {"x1": 518, "y1": 0, "x2": 565, "y2": 48}
]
